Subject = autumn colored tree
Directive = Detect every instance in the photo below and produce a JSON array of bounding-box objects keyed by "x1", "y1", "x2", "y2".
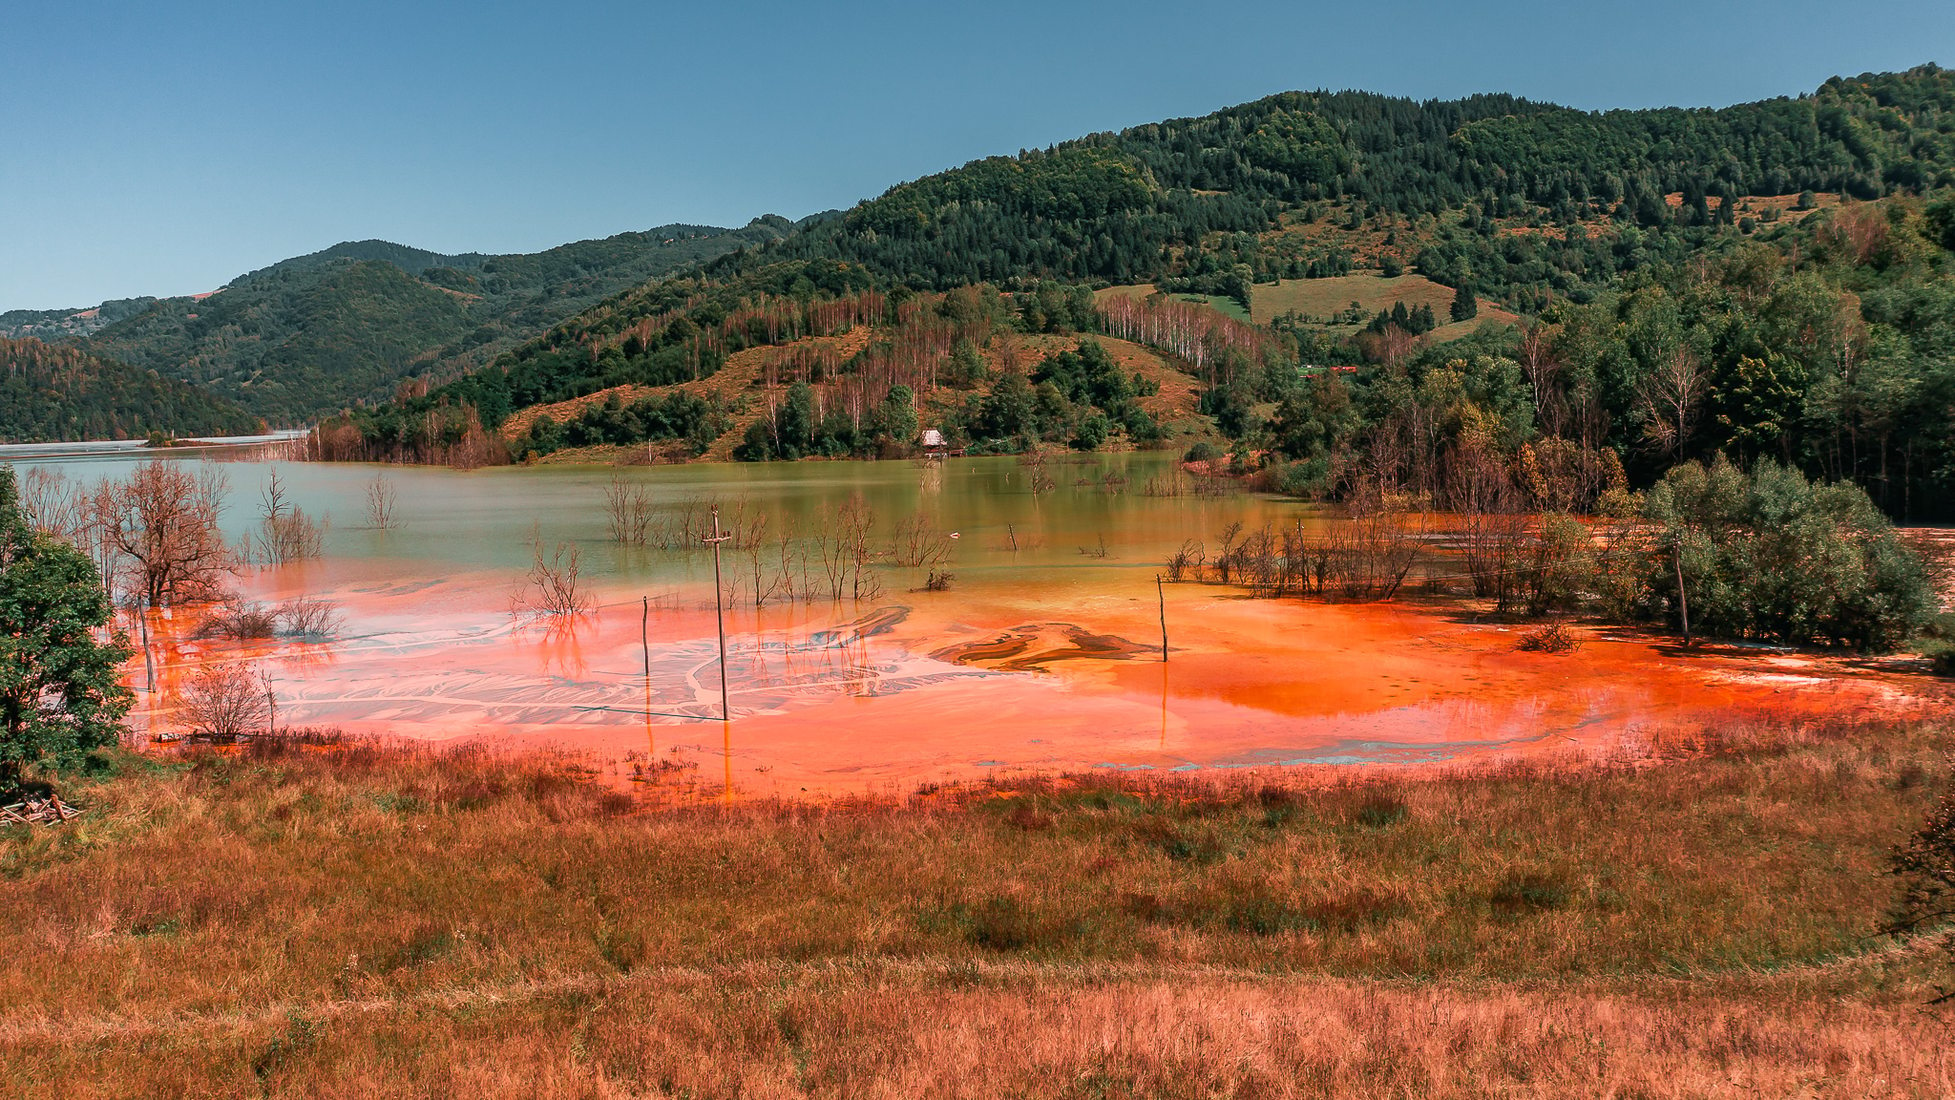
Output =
[{"x1": 98, "y1": 461, "x2": 232, "y2": 608}]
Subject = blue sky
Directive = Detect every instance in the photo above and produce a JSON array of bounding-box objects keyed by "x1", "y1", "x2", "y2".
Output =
[{"x1": 4, "y1": 0, "x2": 1951, "y2": 310}]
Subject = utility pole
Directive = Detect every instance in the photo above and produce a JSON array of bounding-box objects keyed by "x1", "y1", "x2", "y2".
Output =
[{"x1": 704, "y1": 507, "x2": 732, "y2": 721}]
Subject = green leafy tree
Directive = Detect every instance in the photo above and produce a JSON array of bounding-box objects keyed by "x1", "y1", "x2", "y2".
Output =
[
  {"x1": 978, "y1": 371, "x2": 1037, "y2": 447},
  {"x1": 872, "y1": 385, "x2": 919, "y2": 451},
  {"x1": 948, "y1": 339, "x2": 988, "y2": 387},
  {"x1": 1715, "y1": 353, "x2": 1806, "y2": 459},
  {"x1": 0, "y1": 467, "x2": 133, "y2": 786},
  {"x1": 1642, "y1": 458, "x2": 1933, "y2": 650}
]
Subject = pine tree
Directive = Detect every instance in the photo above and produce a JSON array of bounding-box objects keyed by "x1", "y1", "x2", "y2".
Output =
[{"x1": 1450, "y1": 284, "x2": 1479, "y2": 322}]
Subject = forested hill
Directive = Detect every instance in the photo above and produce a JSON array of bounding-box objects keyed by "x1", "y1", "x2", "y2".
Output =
[
  {"x1": 0, "y1": 337, "x2": 263, "y2": 443},
  {"x1": 728, "y1": 65, "x2": 1955, "y2": 306},
  {"x1": 0, "y1": 297, "x2": 158, "y2": 343},
  {"x1": 338, "y1": 65, "x2": 1955, "y2": 520},
  {"x1": 63, "y1": 219, "x2": 795, "y2": 423},
  {"x1": 405, "y1": 64, "x2": 1955, "y2": 399}
]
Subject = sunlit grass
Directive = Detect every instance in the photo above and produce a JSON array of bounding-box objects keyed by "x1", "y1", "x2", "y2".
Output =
[{"x1": 2, "y1": 714, "x2": 1950, "y2": 1095}]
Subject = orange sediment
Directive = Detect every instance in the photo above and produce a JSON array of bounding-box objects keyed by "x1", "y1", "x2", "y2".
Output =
[{"x1": 123, "y1": 553, "x2": 1948, "y2": 796}]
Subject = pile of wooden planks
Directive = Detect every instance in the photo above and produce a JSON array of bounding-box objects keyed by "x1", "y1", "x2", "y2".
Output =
[{"x1": 0, "y1": 795, "x2": 83, "y2": 828}]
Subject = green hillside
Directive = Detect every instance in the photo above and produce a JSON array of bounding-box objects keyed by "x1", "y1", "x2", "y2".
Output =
[
  {"x1": 334, "y1": 66, "x2": 1955, "y2": 520},
  {"x1": 69, "y1": 220, "x2": 794, "y2": 423},
  {"x1": 0, "y1": 336, "x2": 262, "y2": 443},
  {"x1": 0, "y1": 297, "x2": 158, "y2": 343},
  {"x1": 732, "y1": 66, "x2": 1955, "y2": 308}
]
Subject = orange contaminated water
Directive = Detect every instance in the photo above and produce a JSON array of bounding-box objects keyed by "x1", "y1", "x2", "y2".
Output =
[
  {"x1": 18, "y1": 449, "x2": 1937, "y2": 797},
  {"x1": 122, "y1": 553, "x2": 1941, "y2": 798}
]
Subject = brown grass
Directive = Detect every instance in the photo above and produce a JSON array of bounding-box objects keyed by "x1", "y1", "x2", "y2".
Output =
[
  {"x1": 2, "y1": 716, "x2": 1952, "y2": 1095},
  {"x1": 9, "y1": 963, "x2": 1953, "y2": 1098}
]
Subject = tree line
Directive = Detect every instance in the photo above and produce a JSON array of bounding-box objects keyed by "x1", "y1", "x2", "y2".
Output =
[{"x1": 0, "y1": 336, "x2": 263, "y2": 444}]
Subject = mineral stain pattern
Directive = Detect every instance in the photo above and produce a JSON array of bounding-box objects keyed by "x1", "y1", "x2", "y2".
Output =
[{"x1": 932, "y1": 623, "x2": 1155, "y2": 672}]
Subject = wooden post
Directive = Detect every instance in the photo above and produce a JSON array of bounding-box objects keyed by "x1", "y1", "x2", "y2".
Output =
[
  {"x1": 1673, "y1": 540, "x2": 1691, "y2": 648},
  {"x1": 1156, "y1": 574, "x2": 1168, "y2": 663},
  {"x1": 1007, "y1": 522, "x2": 1017, "y2": 553},
  {"x1": 705, "y1": 508, "x2": 732, "y2": 721},
  {"x1": 641, "y1": 595, "x2": 652, "y2": 686},
  {"x1": 139, "y1": 601, "x2": 155, "y2": 694}
]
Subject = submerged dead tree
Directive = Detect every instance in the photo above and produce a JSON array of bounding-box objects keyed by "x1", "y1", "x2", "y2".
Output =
[
  {"x1": 365, "y1": 473, "x2": 400, "y2": 530},
  {"x1": 245, "y1": 470, "x2": 326, "y2": 566},
  {"x1": 515, "y1": 532, "x2": 592, "y2": 618},
  {"x1": 98, "y1": 461, "x2": 232, "y2": 608}
]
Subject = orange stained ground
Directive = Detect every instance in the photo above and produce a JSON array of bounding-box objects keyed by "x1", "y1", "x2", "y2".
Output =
[{"x1": 123, "y1": 555, "x2": 1947, "y2": 799}]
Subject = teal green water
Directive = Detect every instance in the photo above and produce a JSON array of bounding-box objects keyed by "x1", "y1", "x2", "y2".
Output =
[{"x1": 11, "y1": 449, "x2": 1305, "y2": 592}]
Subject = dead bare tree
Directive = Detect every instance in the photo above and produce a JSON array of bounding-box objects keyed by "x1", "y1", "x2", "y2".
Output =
[
  {"x1": 603, "y1": 475, "x2": 653, "y2": 545},
  {"x1": 889, "y1": 514, "x2": 954, "y2": 570},
  {"x1": 1019, "y1": 449, "x2": 1056, "y2": 496},
  {"x1": 181, "y1": 661, "x2": 272, "y2": 741},
  {"x1": 364, "y1": 473, "x2": 400, "y2": 530},
  {"x1": 1445, "y1": 440, "x2": 1528, "y2": 606},
  {"x1": 741, "y1": 511, "x2": 775, "y2": 607},
  {"x1": 514, "y1": 533, "x2": 592, "y2": 617},
  {"x1": 847, "y1": 499, "x2": 884, "y2": 601},
  {"x1": 16, "y1": 466, "x2": 85, "y2": 542},
  {"x1": 246, "y1": 469, "x2": 325, "y2": 565},
  {"x1": 276, "y1": 597, "x2": 343, "y2": 638},
  {"x1": 98, "y1": 461, "x2": 233, "y2": 608},
  {"x1": 1333, "y1": 485, "x2": 1424, "y2": 600},
  {"x1": 1163, "y1": 538, "x2": 1205, "y2": 582},
  {"x1": 773, "y1": 527, "x2": 812, "y2": 604},
  {"x1": 1517, "y1": 325, "x2": 1567, "y2": 439},
  {"x1": 1212, "y1": 521, "x2": 1245, "y2": 585},
  {"x1": 1637, "y1": 346, "x2": 1708, "y2": 462}
]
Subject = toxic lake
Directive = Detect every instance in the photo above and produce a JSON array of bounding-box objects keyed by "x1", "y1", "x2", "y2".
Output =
[{"x1": 8, "y1": 446, "x2": 1935, "y2": 796}]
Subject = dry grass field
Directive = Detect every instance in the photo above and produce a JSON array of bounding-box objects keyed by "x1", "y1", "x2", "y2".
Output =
[
  {"x1": 1098, "y1": 274, "x2": 1518, "y2": 345},
  {"x1": 1247, "y1": 273, "x2": 1521, "y2": 339},
  {"x1": 2, "y1": 709, "x2": 1952, "y2": 1096},
  {"x1": 1095, "y1": 284, "x2": 1252, "y2": 323}
]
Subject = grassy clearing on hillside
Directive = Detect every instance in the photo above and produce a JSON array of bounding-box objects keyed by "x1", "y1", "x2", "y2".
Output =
[
  {"x1": 1248, "y1": 273, "x2": 1522, "y2": 337},
  {"x1": 1246, "y1": 273, "x2": 1454, "y2": 325},
  {"x1": 1095, "y1": 284, "x2": 1250, "y2": 322},
  {"x1": 2, "y1": 713, "x2": 1952, "y2": 1094},
  {"x1": 1098, "y1": 274, "x2": 1518, "y2": 345}
]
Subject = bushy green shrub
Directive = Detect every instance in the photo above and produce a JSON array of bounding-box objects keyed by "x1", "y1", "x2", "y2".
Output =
[
  {"x1": 1641, "y1": 458, "x2": 1934, "y2": 651},
  {"x1": 1922, "y1": 614, "x2": 1955, "y2": 677},
  {"x1": 1266, "y1": 456, "x2": 1334, "y2": 498}
]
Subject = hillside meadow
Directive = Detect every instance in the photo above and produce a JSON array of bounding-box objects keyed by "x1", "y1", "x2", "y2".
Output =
[{"x1": 2, "y1": 709, "x2": 1951, "y2": 1096}]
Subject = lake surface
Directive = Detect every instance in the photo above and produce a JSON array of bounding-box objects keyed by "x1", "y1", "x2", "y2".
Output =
[{"x1": 8, "y1": 448, "x2": 1928, "y2": 795}]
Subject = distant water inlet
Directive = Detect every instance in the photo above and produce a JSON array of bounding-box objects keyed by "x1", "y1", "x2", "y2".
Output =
[{"x1": 7, "y1": 449, "x2": 1935, "y2": 793}]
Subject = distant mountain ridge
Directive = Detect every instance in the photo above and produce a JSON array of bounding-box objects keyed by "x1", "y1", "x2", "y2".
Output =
[
  {"x1": 231, "y1": 226, "x2": 742, "y2": 285},
  {"x1": 0, "y1": 297, "x2": 160, "y2": 343},
  {"x1": 6, "y1": 218, "x2": 798, "y2": 424}
]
